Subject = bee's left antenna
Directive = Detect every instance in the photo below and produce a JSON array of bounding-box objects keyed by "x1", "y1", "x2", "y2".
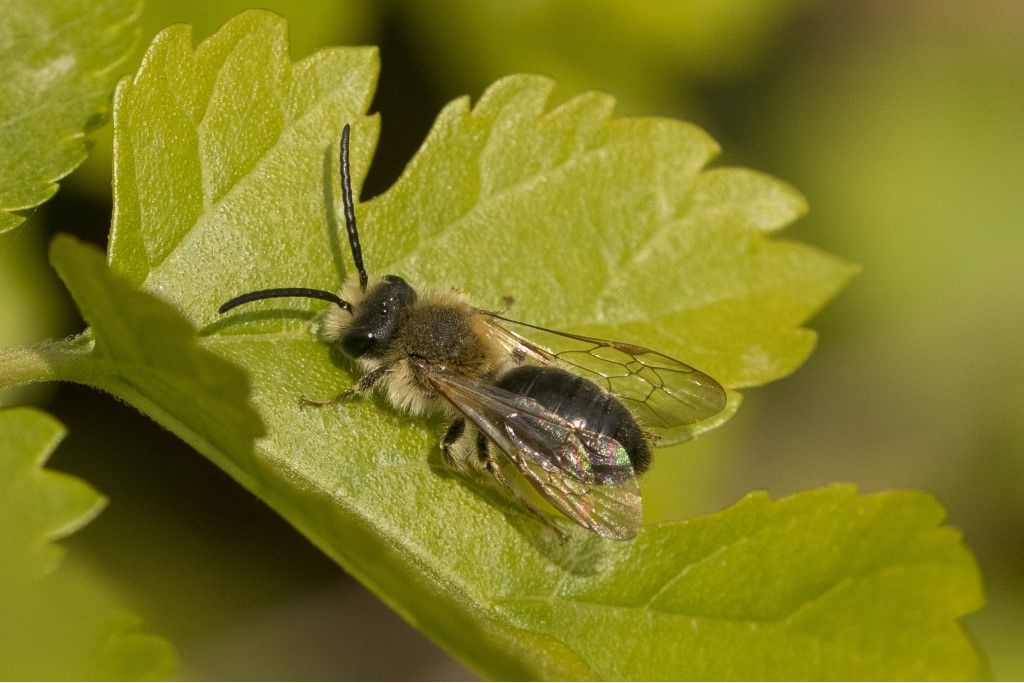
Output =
[
  {"x1": 218, "y1": 287, "x2": 351, "y2": 315},
  {"x1": 340, "y1": 124, "x2": 368, "y2": 291}
]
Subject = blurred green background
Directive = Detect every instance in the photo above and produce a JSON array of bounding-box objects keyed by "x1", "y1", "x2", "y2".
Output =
[{"x1": 2, "y1": 0, "x2": 1021, "y2": 678}]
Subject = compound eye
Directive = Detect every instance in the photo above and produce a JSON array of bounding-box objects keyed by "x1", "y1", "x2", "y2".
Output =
[{"x1": 340, "y1": 331, "x2": 374, "y2": 358}]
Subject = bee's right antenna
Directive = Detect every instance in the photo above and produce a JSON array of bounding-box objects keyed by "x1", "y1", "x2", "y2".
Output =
[{"x1": 340, "y1": 124, "x2": 368, "y2": 292}]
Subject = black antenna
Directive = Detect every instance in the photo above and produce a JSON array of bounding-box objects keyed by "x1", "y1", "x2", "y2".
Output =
[
  {"x1": 217, "y1": 125, "x2": 368, "y2": 318},
  {"x1": 218, "y1": 287, "x2": 350, "y2": 315},
  {"x1": 340, "y1": 124, "x2": 368, "y2": 291}
]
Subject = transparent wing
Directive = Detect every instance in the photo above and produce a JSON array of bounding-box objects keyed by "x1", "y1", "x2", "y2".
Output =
[
  {"x1": 427, "y1": 370, "x2": 643, "y2": 540},
  {"x1": 481, "y1": 311, "x2": 728, "y2": 445}
]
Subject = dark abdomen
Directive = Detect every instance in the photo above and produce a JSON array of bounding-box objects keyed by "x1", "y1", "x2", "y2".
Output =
[{"x1": 495, "y1": 365, "x2": 651, "y2": 475}]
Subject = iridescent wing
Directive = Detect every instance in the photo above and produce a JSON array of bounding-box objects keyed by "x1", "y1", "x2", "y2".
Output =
[
  {"x1": 426, "y1": 369, "x2": 642, "y2": 540},
  {"x1": 480, "y1": 311, "x2": 728, "y2": 446}
]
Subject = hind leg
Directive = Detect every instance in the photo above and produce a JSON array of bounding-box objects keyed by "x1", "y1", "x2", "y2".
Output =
[
  {"x1": 475, "y1": 433, "x2": 567, "y2": 541},
  {"x1": 440, "y1": 418, "x2": 468, "y2": 472}
]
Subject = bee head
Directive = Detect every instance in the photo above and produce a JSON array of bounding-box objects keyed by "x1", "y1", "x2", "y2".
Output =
[
  {"x1": 217, "y1": 124, "x2": 412, "y2": 359},
  {"x1": 336, "y1": 274, "x2": 417, "y2": 358}
]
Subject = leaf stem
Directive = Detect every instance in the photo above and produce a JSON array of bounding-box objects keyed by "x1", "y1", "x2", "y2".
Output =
[{"x1": 0, "y1": 337, "x2": 92, "y2": 403}]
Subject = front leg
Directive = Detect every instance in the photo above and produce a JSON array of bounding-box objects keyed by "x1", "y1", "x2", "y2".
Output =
[{"x1": 298, "y1": 363, "x2": 391, "y2": 409}]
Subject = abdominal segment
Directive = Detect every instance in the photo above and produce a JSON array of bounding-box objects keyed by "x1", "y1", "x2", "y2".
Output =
[{"x1": 494, "y1": 364, "x2": 651, "y2": 475}]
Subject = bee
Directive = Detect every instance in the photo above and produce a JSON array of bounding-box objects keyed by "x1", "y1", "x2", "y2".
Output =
[{"x1": 218, "y1": 124, "x2": 727, "y2": 541}]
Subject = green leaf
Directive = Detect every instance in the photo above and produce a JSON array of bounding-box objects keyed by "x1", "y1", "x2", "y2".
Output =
[
  {"x1": 0, "y1": 407, "x2": 176, "y2": 679},
  {"x1": 0, "y1": 0, "x2": 140, "y2": 233},
  {"x1": 66, "y1": 0, "x2": 378, "y2": 199},
  {"x1": 0, "y1": 407, "x2": 102, "y2": 578},
  {"x1": 47, "y1": 234, "x2": 265, "y2": 476},
  {"x1": 106, "y1": 9, "x2": 379, "y2": 288},
  {"x1": 0, "y1": 11, "x2": 983, "y2": 678},
  {"x1": 498, "y1": 486, "x2": 984, "y2": 680}
]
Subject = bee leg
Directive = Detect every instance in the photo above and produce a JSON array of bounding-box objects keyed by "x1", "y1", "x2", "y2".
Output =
[
  {"x1": 298, "y1": 363, "x2": 390, "y2": 409},
  {"x1": 440, "y1": 418, "x2": 467, "y2": 470},
  {"x1": 476, "y1": 433, "x2": 568, "y2": 542}
]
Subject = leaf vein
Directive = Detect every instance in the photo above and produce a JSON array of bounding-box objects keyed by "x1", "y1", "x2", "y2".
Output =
[
  {"x1": 384, "y1": 138, "x2": 616, "y2": 272},
  {"x1": 142, "y1": 86, "x2": 351, "y2": 281}
]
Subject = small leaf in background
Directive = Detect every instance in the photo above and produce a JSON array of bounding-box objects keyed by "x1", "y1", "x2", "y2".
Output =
[
  {"x1": 0, "y1": 0, "x2": 140, "y2": 233},
  {"x1": 0, "y1": 407, "x2": 175, "y2": 679},
  {"x1": 0, "y1": 406, "x2": 102, "y2": 578},
  {"x1": 0, "y1": 10, "x2": 984, "y2": 678}
]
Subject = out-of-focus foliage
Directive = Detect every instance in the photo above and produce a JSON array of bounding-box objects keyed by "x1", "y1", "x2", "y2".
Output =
[
  {"x1": 0, "y1": 222, "x2": 75, "y2": 407},
  {"x1": 0, "y1": 0, "x2": 140, "y2": 232},
  {"x1": 0, "y1": 0, "x2": 141, "y2": 401},
  {"x1": 402, "y1": 0, "x2": 812, "y2": 114},
  {"x1": 0, "y1": 407, "x2": 175, "y2": 679}
]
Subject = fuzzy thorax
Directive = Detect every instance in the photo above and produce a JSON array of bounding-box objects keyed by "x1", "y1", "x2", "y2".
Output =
[{"x1": 318, "y1": 274, "x2": 510, "y2": 417}]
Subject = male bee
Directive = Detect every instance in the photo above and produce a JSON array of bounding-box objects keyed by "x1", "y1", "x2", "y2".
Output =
[{"x1": 219, "y1": 124, "x2": 727, "y2": 541}]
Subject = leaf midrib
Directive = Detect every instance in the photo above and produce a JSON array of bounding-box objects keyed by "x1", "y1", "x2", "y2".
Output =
[{"x1": 500, "y1": 557, "x2": 949, "y2": 626}]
